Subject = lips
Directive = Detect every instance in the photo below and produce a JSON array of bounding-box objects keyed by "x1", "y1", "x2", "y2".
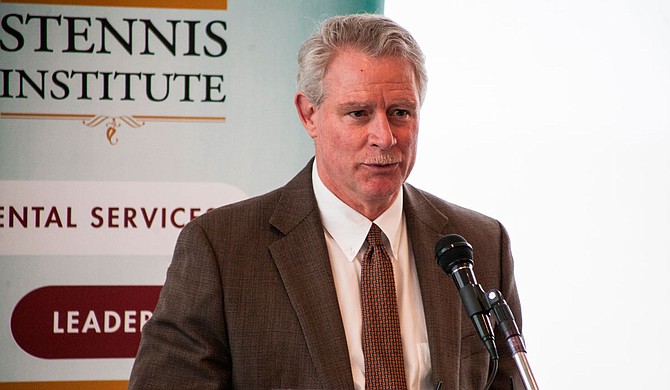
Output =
[
  {"x1": 363, "y1": 161, "x2": 401, "y2": 174},
  {"x1": 366, "y1": 162, "x2": 399, "y2": 169}
]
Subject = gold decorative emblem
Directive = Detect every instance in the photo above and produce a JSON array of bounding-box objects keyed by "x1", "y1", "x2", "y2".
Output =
[{"x1": 0, "y1": 113, "x2": 226, "y2": 145}]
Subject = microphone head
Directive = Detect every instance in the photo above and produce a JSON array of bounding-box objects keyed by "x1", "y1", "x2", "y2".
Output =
[{"x1": 435, "y1": 234, "x2": 474, "y2": 275}]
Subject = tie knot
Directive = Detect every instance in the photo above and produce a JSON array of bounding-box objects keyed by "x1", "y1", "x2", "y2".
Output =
[{"x1": 366, "y1": 223, "x2": 384, "y2": 247}]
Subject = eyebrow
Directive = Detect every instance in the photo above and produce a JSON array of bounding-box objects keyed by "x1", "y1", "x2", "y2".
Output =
[
  {"x1": 388, "y1": 99, "x2": 418, "y2": 108},
  {"x1": 337, "y1": 99, "x2": 417, "y2": 110}
]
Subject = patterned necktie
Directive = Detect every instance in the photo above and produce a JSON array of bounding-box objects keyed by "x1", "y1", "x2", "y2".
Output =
[{"x1": 361, "y1": 223, "x2": 407, "y2": 389}]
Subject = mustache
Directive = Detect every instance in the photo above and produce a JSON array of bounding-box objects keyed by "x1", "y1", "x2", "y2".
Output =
[{"x1": 365, "y1": 153, "x2": 402, "y2": 165}]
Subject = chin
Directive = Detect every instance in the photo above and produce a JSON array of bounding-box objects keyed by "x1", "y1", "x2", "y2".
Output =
[{"x1": 365, "y1": 182, "x2": 403, "y2": 200}]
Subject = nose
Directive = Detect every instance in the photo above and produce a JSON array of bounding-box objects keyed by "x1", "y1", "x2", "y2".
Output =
[{"x1": 368, "y1": 113, "x2": 397, "y2": 151}]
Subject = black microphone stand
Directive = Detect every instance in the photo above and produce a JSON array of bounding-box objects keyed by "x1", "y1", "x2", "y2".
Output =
[{"x1": 484, "y1": 289, "x2": 539, "y2": 390}]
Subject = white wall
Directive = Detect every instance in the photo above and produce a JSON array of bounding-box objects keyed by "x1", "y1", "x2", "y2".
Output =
[{"x1": 385, "y1": 1, "x2": 670, "y2": 388}]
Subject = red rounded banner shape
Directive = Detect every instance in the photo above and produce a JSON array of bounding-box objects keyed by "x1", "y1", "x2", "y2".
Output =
[{"x1": 11, "y1": 285, "x2": 162, "y2": 359}]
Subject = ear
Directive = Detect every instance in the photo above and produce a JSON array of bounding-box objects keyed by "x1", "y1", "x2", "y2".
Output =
[{"x1": 294, "y1": 92, "x2": 318, "y2": 139}]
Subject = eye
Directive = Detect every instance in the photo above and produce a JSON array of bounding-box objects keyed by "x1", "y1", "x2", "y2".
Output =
[
  {"x1": 391, "y1": 109, "x2": 410, "y2": 117},
  {"x1": 349, "y1": 110, "x2": 366, "y2": 118}
]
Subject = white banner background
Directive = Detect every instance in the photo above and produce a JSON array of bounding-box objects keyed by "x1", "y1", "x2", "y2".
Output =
[
  {"x1": 386, "y1": 1, "x2": 670, "y2": 389},
  {"x1": 1, "y1": 0, "x2": 384, "y2": 386}
]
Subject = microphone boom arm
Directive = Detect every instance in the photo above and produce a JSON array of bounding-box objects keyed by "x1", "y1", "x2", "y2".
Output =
[{"x1": 485, "y1": 289, "x2": 539, "y2": 390}]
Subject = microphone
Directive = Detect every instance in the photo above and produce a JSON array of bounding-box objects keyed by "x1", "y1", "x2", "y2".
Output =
[{"x1": 435, "y1": 234, "x2": 498, "y2": 360}]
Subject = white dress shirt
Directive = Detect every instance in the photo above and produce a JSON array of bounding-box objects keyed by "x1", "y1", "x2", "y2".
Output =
[{"x1": 312, "y1": 163, "x2": 432, "y2": 390}]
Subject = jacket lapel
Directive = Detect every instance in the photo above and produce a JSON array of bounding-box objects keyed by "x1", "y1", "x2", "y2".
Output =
[
  {"x1": 403, "y1": 184, "x2": 463, "y2": 390},
  {"x1": 268, "y1": 162, "x2": 354, "y2": 389}
]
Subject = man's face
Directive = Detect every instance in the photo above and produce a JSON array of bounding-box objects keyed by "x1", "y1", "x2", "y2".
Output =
[{"x1": 296, "y1": 49, "x2": 421, "y2": 218}]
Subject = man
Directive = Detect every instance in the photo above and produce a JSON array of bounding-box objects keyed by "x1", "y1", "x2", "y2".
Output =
[{"x1": 129, "y1": 14, "x2": 523, "y2": 390}]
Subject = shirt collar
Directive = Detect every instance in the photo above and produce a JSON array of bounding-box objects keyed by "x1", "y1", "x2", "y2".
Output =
[{"x1": 312, "y1": 160, "x2": 404, "y2": 262}]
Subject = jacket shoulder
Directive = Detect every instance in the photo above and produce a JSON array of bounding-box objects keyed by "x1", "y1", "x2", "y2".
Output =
[{"x1": 405, "y1": 184, "x2": 501, "y2": 231}]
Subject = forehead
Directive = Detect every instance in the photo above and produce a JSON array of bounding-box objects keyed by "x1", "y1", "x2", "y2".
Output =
[{"x1": 322, "y1": 49, "x2": 419, "y2": 102}]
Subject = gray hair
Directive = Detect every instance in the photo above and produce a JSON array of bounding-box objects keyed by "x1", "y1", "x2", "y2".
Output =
[{"x1": 297, "y1": 14, "x2": 427, "y2": 106}]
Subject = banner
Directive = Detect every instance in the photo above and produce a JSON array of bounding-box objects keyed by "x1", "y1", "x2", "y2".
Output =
[{"x1": 0, "y1": 0, "x2": 384, "y2": 387}]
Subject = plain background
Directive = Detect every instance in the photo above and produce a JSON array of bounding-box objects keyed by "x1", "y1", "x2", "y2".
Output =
[{"x1": 385, "y1": 1, "x2": 670, "y2": 389}]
